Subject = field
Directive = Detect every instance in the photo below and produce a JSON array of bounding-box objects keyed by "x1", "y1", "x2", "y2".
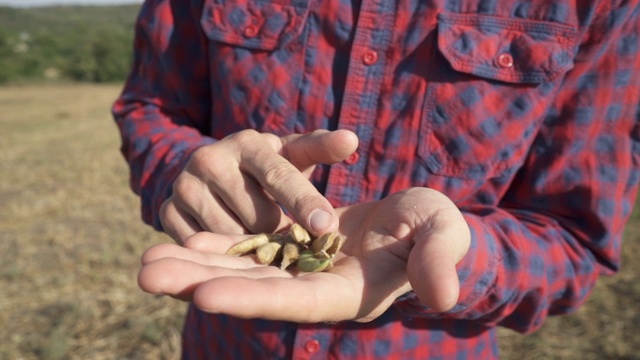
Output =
[{"x1": 1, "y1": 83, "x2": 639, "y2": 359}]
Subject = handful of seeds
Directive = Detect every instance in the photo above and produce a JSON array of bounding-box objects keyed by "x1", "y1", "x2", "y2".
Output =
[{"x1": 226, "y1": 223, "x2": 343, "y2": 272}]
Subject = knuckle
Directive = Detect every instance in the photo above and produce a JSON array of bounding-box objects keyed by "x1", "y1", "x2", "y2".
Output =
[
  {"x1": 262, "y1": 162, "x2": 296, "y2": 189},
  {"x1": 290, "y1": 193, "x2": 321, "y2": 214},
  {"x1": 229, "y1": 129, "x2": 261, "y2": 148},
  {"x1": 189, "y1": 143, "x2": 238, "y2": 183},
  {"x1": 189, "y1": 145, "x2": 214, "y2": 167},
  {"x1": 189, "y1": 143, "x2": 230, "y2": 175},
  {"x1": 172, "y1": 175, "x2": 197, "y2": 197}
]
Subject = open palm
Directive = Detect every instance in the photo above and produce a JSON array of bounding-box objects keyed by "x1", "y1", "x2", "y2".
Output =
[{"x1": 138, "y1": 188, "x2": 470, "y2": 322}]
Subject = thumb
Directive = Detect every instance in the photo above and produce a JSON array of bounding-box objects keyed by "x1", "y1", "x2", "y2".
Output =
[
  {"x1": 406, "y1": 209, "x2": 470, "y2": 312},
  {"x1": 281, "y1": 129, "x2": 359, "y2": 171},
  {"x1": 407, "y1": 236, "x2": 461, "y2": 312},
  {"x1": 256, "y1": 130, "x2": 358, "y2": 236}
]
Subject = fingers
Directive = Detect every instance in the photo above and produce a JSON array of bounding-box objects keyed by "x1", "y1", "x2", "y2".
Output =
[
  {"x1": 180, "y1": 143, "x2": 286, "y2": 233},
  {"x1": 240, "y1": 146, "x2": 336, "y2": 235},
  {"x1": 206, "y1": 164, "x2": 286, "y2": 233},
  {"x1": 160, "y1": 129, "x2": 359, "y2": 243},
  {"x1": 141, "y1": 237, "x2": 233, "y2": 266},
  {"x1": 182, "y1": 231, "x2": 245, "y2": 253},
  {"x1": 160, "y1": 143, "x2": 287, "y2": 242},
  {"x1": 280, "y1": 129, "x2": 359, "y2": 170},
  {"x1": 139, "y1": 233, "x2": 292, "y2": 300},
  {"x1": 238, "y1": 130, "x2": 358, "y2": 236},
  {"x1": 192, "y1": 271, "x2": 360, "y2": 323},
  {"x1": 139, "y1": 255, "x2": 361, "y2": 322},
  {"x1": 138, "y1": 257, "x2": 290, "y2": 301},
  {"x1": 159, "y1": 200, "x2": 204, "y2": 243}
]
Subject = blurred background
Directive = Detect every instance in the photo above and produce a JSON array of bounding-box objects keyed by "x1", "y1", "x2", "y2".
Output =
[{"x1": 0, "y1": 1, "x2": 638, "y2": 359}]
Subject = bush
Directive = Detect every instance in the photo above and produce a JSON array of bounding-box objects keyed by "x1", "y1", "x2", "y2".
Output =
[
  {"x1": 0, "y1": 5, "x2": 137, "y2": 84},
  {"x1": 63, "y1": 27, "x2": 133, "y2": 83}
]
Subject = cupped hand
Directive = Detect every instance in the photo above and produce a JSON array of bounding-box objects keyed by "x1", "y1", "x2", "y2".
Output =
[
  {"x1": 159, "y1": 129, "x2": 359, "y2": 243},
  {"x1": 139, "y1": 188, "x2": 471, "y2": 323}
]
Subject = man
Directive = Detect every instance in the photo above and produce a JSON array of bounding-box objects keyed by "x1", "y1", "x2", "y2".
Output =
[{"x1": 113, "y1": 0, "x2": 640, "y2": 358}]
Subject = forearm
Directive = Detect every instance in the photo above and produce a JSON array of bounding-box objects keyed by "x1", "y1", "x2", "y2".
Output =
[
  {"x1": 112, "y1": 0, "x2": 213, "y2": 229},
  {"x1": 113, "y1": 95, "x2": 215, "y2": 229}
]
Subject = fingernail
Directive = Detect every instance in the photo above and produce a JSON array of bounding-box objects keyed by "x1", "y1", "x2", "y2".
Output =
[{"x1": 309, "y1": 209, "x2": 332, "y2": 234}]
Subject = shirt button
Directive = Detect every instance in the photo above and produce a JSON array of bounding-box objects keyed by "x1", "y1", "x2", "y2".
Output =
[
  {"x1": 362, "y1": 50, "x2": 378, "y2": 65},
  {"x1": 305, "y1": 339, "x2": 320, "y2": 353},
  {"x1": 497, "y1": 53, "x2": 514, "y2": 68},
  {"x1": 344, "y1": 152, "x2": 360, "y2": 165},
  {"x1": 244, "y1": 25, "x2": 259, "y2": 38}
]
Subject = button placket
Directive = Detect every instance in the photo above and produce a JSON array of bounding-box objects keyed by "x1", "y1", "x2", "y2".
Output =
[
  {"x1": 344, "y1": 151, "x2": 360, "y2": 165},
  {"x1": 328, "y1": 0, "x2": 390, "y2": 207},
  {"x1": 362, "y1": 49, "x2": 379, "y2": 65},
  {"x1": 292, "y1": 326, "x2": 330, "y2": 359},
  {"x1": 497, "y1": 53, "x2": 514, "y2": 68},
  {"x1": 304, "y1": 339, "x2": 320, "y2": 353}
]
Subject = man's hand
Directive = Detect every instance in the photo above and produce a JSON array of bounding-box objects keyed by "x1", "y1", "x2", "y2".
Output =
[
  {"x1": 139, "y1": 188, "x2": 471, "y2": 322},
  {"x1": 160, "y1": 129, "x2": 359, "y2": 243}
]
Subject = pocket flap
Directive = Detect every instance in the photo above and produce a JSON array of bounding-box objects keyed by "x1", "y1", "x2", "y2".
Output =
[
  {"x1": 437, "y1": 13, "x2": 578, "y2": 84},
  {"x1": 201, "y1": 0, "x2": 309, "y2": 50}
]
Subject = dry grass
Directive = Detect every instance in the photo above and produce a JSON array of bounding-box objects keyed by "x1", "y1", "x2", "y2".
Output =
[
  {"x1": 0, "y1": 83, "x2": 638, "y2": 359},
  {"x1": 0, "y1": 83, "x2": 185, "y2": 360}
]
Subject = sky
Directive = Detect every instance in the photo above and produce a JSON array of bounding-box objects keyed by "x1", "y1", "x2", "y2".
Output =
[{"x1": 0, "y1": 0, "x2": 143, "y2": 6}]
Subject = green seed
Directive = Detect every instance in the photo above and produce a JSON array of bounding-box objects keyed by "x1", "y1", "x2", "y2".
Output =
[{"x1": 296, "y1": 249, "x2": 331, "y2": 272}]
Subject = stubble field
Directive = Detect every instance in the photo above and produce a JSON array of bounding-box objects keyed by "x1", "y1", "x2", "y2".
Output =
[{"x1": 1, "y1": 84, "x2": 638, "y2": 359}]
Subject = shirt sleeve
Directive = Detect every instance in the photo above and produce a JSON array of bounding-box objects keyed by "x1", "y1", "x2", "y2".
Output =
[
  {"x1": 112, "y1": 0, "x2": 215, "y2": 230},
  {"x1": 395, "y1": 1, "x2": 640, "y2": 333}
]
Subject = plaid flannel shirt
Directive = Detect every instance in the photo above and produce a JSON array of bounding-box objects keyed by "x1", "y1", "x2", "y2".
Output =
[{"x1": 113, "y1": 0, "x2": 640, "y2": 358}]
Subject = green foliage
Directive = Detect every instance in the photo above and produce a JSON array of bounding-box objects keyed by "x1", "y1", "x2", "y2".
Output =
[{"x1": 0, "y1": 5, "x2": 140, "y2": 84}]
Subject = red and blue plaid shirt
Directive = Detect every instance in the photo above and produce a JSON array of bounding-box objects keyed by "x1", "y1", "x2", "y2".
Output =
[{"x1": 113, "y1": 0, "x2": 640, "y2": 358}]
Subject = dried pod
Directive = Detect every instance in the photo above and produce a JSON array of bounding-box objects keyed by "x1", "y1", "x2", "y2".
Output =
[
  {"x1": 325, "y1": 234, "x2": 343, "y2": 256},
  {"x1": 296, "y1": 249, "x2": 332, "y2": 272},
  {"x1": 226, "y1": 233, "x2": 271, "y2": 256},
  {"x1": 311, "y1": 232, "x2": 338, "y2": 255},
  {"x1": 226, "y1": 225, "x2": 340, "y2": 273},
  {"x1": 266, "y1": 233, "x2": 286, "y2": 243},
  {"x1": 280, "y1": 242, "x2": 301, "y2": 270},
  {"x1": 288, "y1": 223, "x2": 312, "y2": 245},
  {"x1": 255, "y1": 241, "x2": 284, "y2": 265}
]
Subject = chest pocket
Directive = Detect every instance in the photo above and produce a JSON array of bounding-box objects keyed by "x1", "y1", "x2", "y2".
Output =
[
  {"x1": 200, "y1": 0, "x2": 309, "y2": 50},
  {"x1": 419, "y1": 13, "x2": 578, "y2": 180},
  {"x1": 200, "y1": 0, "x2": 310, "y2": 135}
]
